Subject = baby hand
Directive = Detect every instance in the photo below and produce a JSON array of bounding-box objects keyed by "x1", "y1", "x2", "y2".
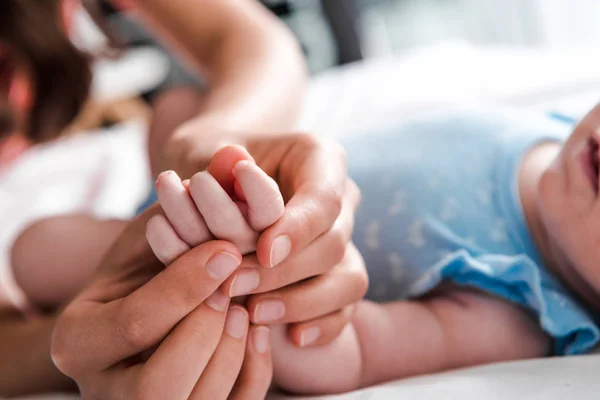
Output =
[{"x1": 146, "y1": 145, "x2": 285, "y2": 265}]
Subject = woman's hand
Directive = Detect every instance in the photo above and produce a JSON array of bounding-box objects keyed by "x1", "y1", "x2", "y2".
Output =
[
  {"x1": 244, "y1": 133, "x2": 368, "y2": 346},
  {"x1": 50, "y1": 208, "x2": 272, "y2": 399},
  {"x1": 166, "y1": 128, "x2": 369, "y2": 348}
]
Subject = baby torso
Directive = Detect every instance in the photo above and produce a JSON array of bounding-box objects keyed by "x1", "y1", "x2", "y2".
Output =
[{"x1": 344, "y1": 108, "x2": 599, "y2": 355}]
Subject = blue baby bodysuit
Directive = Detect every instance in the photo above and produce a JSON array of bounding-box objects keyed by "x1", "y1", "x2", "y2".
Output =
[{"x1": 345, "y1": 107, "x2": 600, "y2": 355}]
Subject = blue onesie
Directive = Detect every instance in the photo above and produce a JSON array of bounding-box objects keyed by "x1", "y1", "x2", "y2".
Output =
[{"x1": 344, "y1": 107, "x2": 600, "y2": 356}]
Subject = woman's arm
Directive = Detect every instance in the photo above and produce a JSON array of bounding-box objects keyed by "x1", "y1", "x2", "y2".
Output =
[
  {"x1": 0, "y1": 307, "x2": 74, "y2": 397},
  {"x1": 116, "y1": 0, "x2": 307, "y2": 175}
]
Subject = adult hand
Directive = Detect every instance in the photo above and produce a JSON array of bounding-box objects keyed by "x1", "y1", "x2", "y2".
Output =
[
  {"x1": 50, "y1": 207, "x2": 272, "y2": 399},
  {"x1": 166, "y1": 126, "x2": 369, "y2": 348}
]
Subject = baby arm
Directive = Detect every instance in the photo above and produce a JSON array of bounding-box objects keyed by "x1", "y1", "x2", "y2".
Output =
[{"x1": 269, "y1": 286, "x2": 551, "y2": 395}]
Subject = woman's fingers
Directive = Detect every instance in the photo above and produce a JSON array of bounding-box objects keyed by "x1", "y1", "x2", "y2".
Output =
[
  {"x1": 229, "y1": 326, "x2": 273, "y2": 400},
  {"x1": 232, "y1": 160, "x2": 284, "y2": 232},
  {"x1": 155, "y1": 170, "x2": 212, "y2": 247},
  {"x1": 246, "y1": 243, "x2": 367, "y2": 325},
  {"x1": 221, "y1": 180, "x2": 357, "y2": 297},
  {"x1": 51, "y1": 241, "x2": 242, "y2": 374},
  {"x1": 189, "y1": 171, "x2": 258, "y2": 254},
  {"x1": 255, "y1": 135, "x2": 350, "y2": 268},
  {"x1": 287, "y1": 304, "x2": 357, "y2": 348},
  {"x1": 188, "y1": 306, "x2": 249, "y2": 400},
  {"x1": 133, "y1": 294, "x2": 231, "y2": 400}
]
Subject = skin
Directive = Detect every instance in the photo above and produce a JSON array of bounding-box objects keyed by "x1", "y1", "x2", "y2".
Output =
[
  {"x1": 51, "y1": 207, "x2": 274, "y2": 400},
  {"x1": 2, "y1": 0, "x2": 366, "y2": 396}
]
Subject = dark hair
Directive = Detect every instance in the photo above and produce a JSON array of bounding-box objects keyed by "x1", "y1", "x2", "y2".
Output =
[{"x1": 0, "y1": 0, "x2": 92, "y2": 142}]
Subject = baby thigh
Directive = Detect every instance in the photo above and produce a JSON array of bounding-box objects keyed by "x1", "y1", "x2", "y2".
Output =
[{"x1": 11, "y1": 215, "x2": 127, "y2": 308}]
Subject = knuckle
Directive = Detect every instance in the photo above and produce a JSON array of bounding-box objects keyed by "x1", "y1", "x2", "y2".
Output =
[
  {"x1": 329, "y1": 230, "x2": 347, "y2": 266},
  {"x1": 347, "y1": 178, "x2": 362, "y2": 207},
  {"x1": 302, "y1": 182, "x2": 343, "y2": 223},
  {"x1": 50, "y1": 340, "x2": 75, "y2": 378},
  {"x1": 318, "y1": 186, "x2": 343, "y2": 217},
  {"x1": 50, "y1": 313, "x2": 82, "y2": 377},
  {"x1": 118, "y1": 311, "x2": 153, "y2": 350},
  {"x1": 324, "y1": 137, "x2": 347, "y2": 162},
  {"x1": 176, "y1": 272, "x2": 210, "y2": 307},
  {"x1": 286, "y1": 209, "x2": 312, "y2": 244},
  {"x1": 354, "y1": 270, "x2": 369, "y2": 299},
  {"x1": 294, "y1": 132, "x2": 320, "y2": 149},
  {"x1": 347, "y1": 252, "x2": 369, "y2": 298}
]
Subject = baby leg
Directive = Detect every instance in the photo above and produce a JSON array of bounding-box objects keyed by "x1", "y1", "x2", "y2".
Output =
[
  {"x1": 270, "y1": 287, "x2": 550, "y2": 395},
  {"x1": 11, "y1": 215, "x2": 127, "y2": 308}
]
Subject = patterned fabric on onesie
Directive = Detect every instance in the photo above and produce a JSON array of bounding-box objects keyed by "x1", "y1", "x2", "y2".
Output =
[{"x1": 345, "y1": 107, "x2": 600, "y2": 355}]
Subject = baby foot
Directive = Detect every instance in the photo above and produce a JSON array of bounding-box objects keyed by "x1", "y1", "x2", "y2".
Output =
[{"x1": 146, "y1": 146, "x2": 284, "y2": 265}]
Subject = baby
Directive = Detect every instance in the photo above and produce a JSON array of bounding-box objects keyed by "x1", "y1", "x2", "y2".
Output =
[{"x1": 150, "y1": 105, "x2": 600, "y2": 395}]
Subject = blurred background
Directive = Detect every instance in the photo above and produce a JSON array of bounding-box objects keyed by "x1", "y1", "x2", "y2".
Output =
[
  {"x1": 79, "y1": 0, "x2": 600, "y2": 74},
  {"x1": 263, "y1": 0, "x2": 600, "y2": 72}
]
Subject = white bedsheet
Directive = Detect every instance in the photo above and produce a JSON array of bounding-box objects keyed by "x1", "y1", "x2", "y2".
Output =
[
  {"x1": 297, "y1": 41, "x2": 600, "y2": 137},
  {"x1": 3, "y1": 41, "x2": 600, "y2": 399}
]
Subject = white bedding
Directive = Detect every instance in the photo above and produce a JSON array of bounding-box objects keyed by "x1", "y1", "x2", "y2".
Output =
[{"x1": 2, "y1": 41, "x2": 600, "y2": 399}]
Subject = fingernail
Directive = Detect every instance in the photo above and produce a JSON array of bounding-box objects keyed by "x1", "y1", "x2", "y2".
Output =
[
  {"x1": 205, "y1": 291, "x2": 229, "y2": 312},
  {"x1": 252, "y1": 327, "x2": 270, "y2": 354},
  {"x1": 156, "y1": 170, "x2": 177, "y2": 185},
  {"x1": 269, "y1": 235, "x2": 291, "y2": 267},
  {"x1": 206, "y1": 252, "x2": 240, "y2": 280},
  {"x1": 254, "y1": 299, "x2": 285, "y2": 323},
  {"x1": 225, "y1": 307, "x2": 248, "y2": 339},
  {"x1": 232, "y1": 160, "x2": 252, "y2": 175},
  {"x1": 230, "y1": 269, "x2": 260, "y2": 296},
  {"x1": 299, "y1": 327, "x2": 321, "y2": 347}
]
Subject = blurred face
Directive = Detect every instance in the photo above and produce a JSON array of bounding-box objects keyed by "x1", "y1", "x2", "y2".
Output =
[
  {"x1": 537, "y1": 103, "x2": 600, "y2": 296},
  {"x1": 0, "y1": 42, "x2": 33, "y2": 139},
  {"x1": 0, "y1": 0, "x2": 91, "y2": 143}
]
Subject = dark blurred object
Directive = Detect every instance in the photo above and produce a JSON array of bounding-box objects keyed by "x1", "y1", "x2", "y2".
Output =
[
  {"x1": 264, "y1": 0, "x2": 293, "y2": 16},
  {"x1": 0, "y1": 0, "x2": 92, "y2": 143},
  {"x1": 320, "y1": 0, "x2": 363, "y2": 64},
  {"x1": 261, "y1": 0, "x2": 363, "y2": 67},
  {"x1": 93, "y1": 0, "x2": 205, "y2": 103},
  {"x1": 0, "y1": 104, "x2": 14, "y2": 138}
]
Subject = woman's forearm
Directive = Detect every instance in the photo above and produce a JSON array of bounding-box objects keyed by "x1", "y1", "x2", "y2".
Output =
[
  {"x1": 187, "y1": 20, "x2": 307, "y2": 133},
  {"x1": 0, "y1": 307, "x2": 75, "y2": 397},
  {"x1": 130, "y1": 0, "x2": 307, "y2": 132}
]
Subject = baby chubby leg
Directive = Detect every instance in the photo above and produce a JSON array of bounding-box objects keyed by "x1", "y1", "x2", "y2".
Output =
[
  {"x1": 11, "y1": 215, "x2": 127, "y2": 308},
  {"x1": 270, "y1": 287, "x2": 551, "y2": 395}
]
